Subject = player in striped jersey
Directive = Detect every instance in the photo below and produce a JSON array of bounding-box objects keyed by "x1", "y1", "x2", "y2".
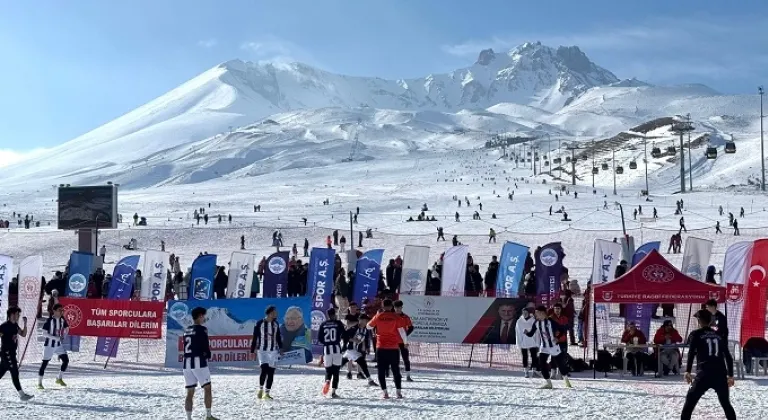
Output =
[
  {"x1": 183, "y1": 307, "x2": 218, "y2": 420},
  {"x1": 38, "y1": 304, "x2": 69, "y2": 389},
  {"x1": 393, "y1": 300, "x2": 415, "y2": 382},
  {"x1": 318, "y1": 308, "x2": 345, "y2": 397},
  {"x1": 341, "y1": 314, "x2": 377, "y2": 386},
  {"x1": 524, "y1": 305, "x2": 572, "y2": 389},
  {"x1": 250, "y1": 305, "x2": 283, "y2": 400}
]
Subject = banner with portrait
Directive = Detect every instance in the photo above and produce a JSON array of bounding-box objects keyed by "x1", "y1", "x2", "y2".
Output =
[
  {"x1": 399, "y1": 295, "x2": 527, "y2": 344},
  {"x1": 164, "y1": 297, "x2": 313, "y2": 367}
]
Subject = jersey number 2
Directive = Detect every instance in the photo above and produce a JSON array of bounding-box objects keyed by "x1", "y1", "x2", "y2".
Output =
[
  {"x1": 706, "y1": 338, "x2": 719, "y2": 357},
  {"x1": 184, "y1": 336, "x2": 192, "y2": 353}
]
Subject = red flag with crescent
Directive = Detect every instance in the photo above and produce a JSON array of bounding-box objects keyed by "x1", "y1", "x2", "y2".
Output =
[{"x1": 743, "y1": 239, "x2": 768, "y2": 344}]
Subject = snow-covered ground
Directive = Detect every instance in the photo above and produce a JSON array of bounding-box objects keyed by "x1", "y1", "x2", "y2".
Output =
[{"x1": 3, "y1": 357, "x2": 767, "y2": 419}]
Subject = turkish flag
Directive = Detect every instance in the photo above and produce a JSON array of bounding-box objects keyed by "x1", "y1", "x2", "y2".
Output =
[{"x1": 743, "y1": 239, "x2": 768, "y2": 344}]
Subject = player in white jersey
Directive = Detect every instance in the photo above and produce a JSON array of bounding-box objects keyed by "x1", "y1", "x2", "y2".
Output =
[
  {"x1": 318, "y1": 308, "x2": 345, "y2": 397},
  {"x1": 183, "y1": 307, "x2": 217, "y2": 420},
  {"x1": 38, "y1": 303, "x2": 69, "y2": 389},
  {"x1": 250, "y1": 305, "x2": 283, "y2": 400},
  {"x1": 524, "y1": 305, "x2": 572, "y2": 389}
]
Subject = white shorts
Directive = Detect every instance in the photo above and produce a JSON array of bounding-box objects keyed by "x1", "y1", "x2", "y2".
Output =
[
  {"x1": 258, "y1": 350, "x2": 279, "y2": 367},
  {"x1": 183, "y1": 367, "x2": 211, "y2": 389},
  {"x1": 43, "y1": 345, "x2": 66, "y2": 361},
  {"x1": 323, "y1": 352, "x2": 343, "y2": 367},
  {"x1": 343, "y1": 350, "x2": 362, "y2": 361}
]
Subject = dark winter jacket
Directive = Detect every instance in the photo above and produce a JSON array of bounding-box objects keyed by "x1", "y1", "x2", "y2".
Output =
[{"x1": 484, "y1": 261, "x2": 499, "y2": 290}]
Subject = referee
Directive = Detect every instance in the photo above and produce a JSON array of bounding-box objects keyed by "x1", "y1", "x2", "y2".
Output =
[{"x1": 681, "y1": 309, "x2": 736, "y2": 420}]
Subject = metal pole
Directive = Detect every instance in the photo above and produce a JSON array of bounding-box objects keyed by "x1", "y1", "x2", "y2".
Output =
[
  {"x1": 548, "y1": 134, "x2": 552, "y2": 176},
  {"x1": 592, "y1": 140, "x2": 595, "y2": 188},
  {"x1": 760, "y1": 86, "x2": 765, "y2": 191},
  {"x1": 612, "y1": 149, "x2": 617, "y2": 195},
  {"x1": 679, "y1": 132, "x2": 686, "y2": 193},
  {"x1": 644, "y1": 133, "x2": 649, "y2": 196},
  {"x1": 349, "y1": 211, "x2": 354, "y2": 251},
  {"x1": 617, "y1": 203, "x2": 627, "y2": 236},
  {"x1": 558, "y1": 138, "x2": 562, "y2": 177},
  {"x1": 571, "y1": 149, "x2": 576, "y2": 186},
  {"x1": 687, "y1": 130, "x2": 693, "y2": 191}
]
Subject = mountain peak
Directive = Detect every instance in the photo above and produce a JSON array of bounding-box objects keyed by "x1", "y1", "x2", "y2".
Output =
[{"x1": 476, "y1": 48, "x2": 497, "y2": 66}]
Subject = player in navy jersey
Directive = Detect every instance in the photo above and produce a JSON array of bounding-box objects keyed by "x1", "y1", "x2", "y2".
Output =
[
  {"x1": 341, "y1": 314, "x2": 377, "y2": 386},
  {"x1": 681, "y1": 309, "x2": 736, "y2": 420},
  {"x1": 250, "y1": 305, "x2": 283, "y2": 400},
  {"x1": 318, "y1": 308, "x2": 345, "y2": 397},
  {"x1": 38, "y1": 303, "x2": 69, "y2": 389},
  {"x1": 0, "y1": 306, "x2": 33, "y2": 400},
  {"x1": 183, "y1": 307, "x2": 217, "y2": 420}
]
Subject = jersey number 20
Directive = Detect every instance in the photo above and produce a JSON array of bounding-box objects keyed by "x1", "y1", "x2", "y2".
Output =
[{"x1": 324, "y1": 328, "x2": 337, "y2": 342}]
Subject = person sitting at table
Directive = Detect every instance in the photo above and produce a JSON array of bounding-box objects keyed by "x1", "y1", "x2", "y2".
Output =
[
  {"x1": 621, "y1": 322, "x2": 648, "y2": 376},
  {"x1": 653, "y1": 320, "x2": 683, "y2": 375}
]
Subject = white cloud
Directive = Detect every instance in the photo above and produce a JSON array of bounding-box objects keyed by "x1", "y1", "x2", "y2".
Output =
[
  {"x1": 197, "y1": 38, "x2": 218, "y2": 48},
  {"x1": 239, "y1": 35, "x2": 327, "y2": 69},
  {"x1": 0, "y1": 148, "x2": 47, "y2": 167},
  {"x1": 441, "y1": 16, "x2": 768, "y2": 88}
]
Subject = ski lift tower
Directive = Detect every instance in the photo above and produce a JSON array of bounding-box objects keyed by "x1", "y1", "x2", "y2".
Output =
[
  {"x1": 343, "y1": 118, "x2": 363, "y2": 162},
  {"x1": 670, "y1": 115, "x2": 695, "y2": 193},
  {"x1": 565, "y1": 144, "x2": 587, "y2": 186}
]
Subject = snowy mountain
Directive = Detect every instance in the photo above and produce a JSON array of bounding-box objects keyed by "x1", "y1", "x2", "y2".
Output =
[{"x1": 0, "y1": 41, "x2": 760, "y2": 191}]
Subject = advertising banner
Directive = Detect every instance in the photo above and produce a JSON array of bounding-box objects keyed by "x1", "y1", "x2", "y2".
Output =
[
  {"x1": 59, "y1": 297, "x2": 164, "y2": 339},
  {"x1": 66, "y1": 251, "x2": 93, "y2": 298},
  {"x1": 17, "y1": 255, "x2": 42, "y2": 359},
  {"x1": 495, "y1": 241, "x2": 529, "y2": 297},
  {"x1": 627, "y1": 242, "x2": 661, "y2": 338},
  {"x1": 587, "y1": 239, "x2": 622, "y2": 355},
  {"x1": 189, "y1": 254, "x2": 217, "y2": 300},
  {"x1": 263, "y1": 251, "x2": 289, "y2": 298},
  {"x1": 399, "y1": 295, "x2": 527, "y2": 344},
  {"x1": 65, "y1": 251, "x2": 94, "y2": 351},
  {"x1": 353, "y1": 249, "x2": 384, "y2": 304},
  {"x1": 141, "y1": 250, "x2": 169, "y2": 301},
  {"x1": 401, "y1": 245, "x2": 430, "y2": 294},
  {"x1": 227, "y1": 251, "x2": 256, "y2": 298},
  {"x1": 308, "y1": 247, "x2": 335, "y2": 351},
  {"x1": 95, "y1": 255, "x2": 140, "y2": 357},
  {"x1": 164, "y1": 297, "x2": 313, "y2": 367},
  {"x1": 535, "y1": 242, "x2": 564, "y2": 308},
  {"x1": 441, "y1": 245, "x2": 468, "y2": 296}
]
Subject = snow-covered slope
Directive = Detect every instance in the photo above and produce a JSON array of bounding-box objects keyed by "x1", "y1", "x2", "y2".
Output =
[
  {"x1": 0, "y1": 41, "x2": 761, "y2": 192},
  {"x1": 0, "y1": 42, "x2": 616, "y2": 181}
]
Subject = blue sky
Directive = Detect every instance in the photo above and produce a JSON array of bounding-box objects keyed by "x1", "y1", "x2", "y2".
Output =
[{"x1": 1, "y1": 0, "x2": 766, "y2": 159}]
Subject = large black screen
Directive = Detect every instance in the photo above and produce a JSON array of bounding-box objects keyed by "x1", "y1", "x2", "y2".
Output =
[{"x1": 57, "y1": 186, "x2": 118, "y2": 230}]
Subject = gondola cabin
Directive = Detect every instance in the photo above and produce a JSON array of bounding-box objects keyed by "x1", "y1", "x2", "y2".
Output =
[
  {"x1": 616, "y1": 166, "x2": 624, "y2": 174},
  {"x1": 706, "y1": 147, "x2": 717, "y2": 159},
  {"x1": 725, "y1": 142, "x2": 736, "y2": 154},
  {"x1": 544, "y1": 160, "x2": 549, "y2": 166},
  {"x1": 629, "y1": 161, "x2": 638, "y2": 170},
  {"x1": 566, "y1": 156, "x2": 572, "y2": 163},
  {"x1": 601, "y1": 163, "x2": 609, "y2": 170},
  {"x1": 581, "y1": 154, "x2": 588, "y2": 161},
  {"x1": 667, "y1": 146, "x2": 676, "y2": 154},
  {"x1": 553, "y1": 157, "x2": 562, "y2": 164},
  {"x1": 651, "y1": 147, "x2": 662, "y2": 158},
  {"x1": 592, "y1": 167, "x2": 599, "y2": 174}
]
